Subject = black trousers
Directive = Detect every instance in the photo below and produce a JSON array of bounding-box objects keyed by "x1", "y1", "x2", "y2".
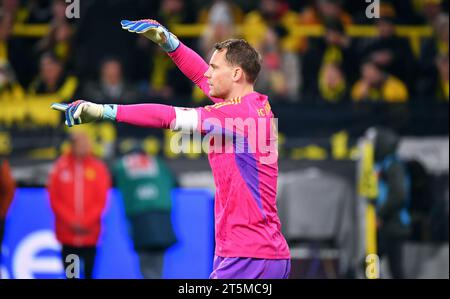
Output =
[
  {"x1": 378, "y1": 233, "x2": 405, "y2": 279},
  {"x1": 137, "y1": 250, "x2": 165, "y2": 279},
  {"x1": 61, "y1": 245, "x2": 97, "y2": 279}
]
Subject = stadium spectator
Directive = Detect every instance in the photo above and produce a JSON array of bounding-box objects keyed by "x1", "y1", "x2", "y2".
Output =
[
  {"x1": 50, "y1": 0, "x2": 70, "y2": 24},
  {"x1": 0, "y1": 62, "x2": 25, "y2": 127},
  {"x1": 144, "y1": 0, "x2": 193, "y2": 101},
  {"x1": 0, "y1": 156, "x2": 16, "y2": 278},
  {"x1": 318, "y1": 62, "x2": 347, "y2": 103},
  {"x1": 0, "y1": 11, "x2": 33, "y2": 87},
  {"x1": 299, "y1": 0, "x2": 353, "y2": 26},
  {"x1": 82, "y1": 57, "x2": 138, "y2": 104},
  {"x1": 297, "y1": 0, "x2": 353, "y2": 54},
  {"x1": 302, "y1": 18, "x2": 357, "y2": 100},
  {"x1": 366, "y1": 126, "x2": 412, "y2": 279},
  {"x1": 197, "y1": 0, "x2": 244, "y2": 25},
  {"x1": 0, "y1": 12, "x2": 13, "y2": 65},
  {"x1": 242, "y1": 0, "x2": 300, "y2": 53},
  {"x1": 255, "y1": 26, "x2": 300, "y2": 101},
  {"x1": 360, "y1": 16, "x2": 416, "y2": 89},
  {"x1": 192, "y1": 0, "x2": 239, "y2": 104},
  {"x1": 114, "y1": 140, "x2": 178, "y2": 279},
  {"x1": 418, "y1": 14, "x2": 449, "y2": 98},
  {"x1": 0, "y1": 62, "x2": 23, "y2": 100},
  {"x1": 35, "y1": 19, "x2": 75, "y2": 69},
  {"x1": 417, "y1": 0, "x2": 446, "y2": 25},
  {"x1": 28, "y1": 52, "x2": 78, "y2": 99},
  {"x1": 435, "y1": 54, "x2": 449, "y2": 101},
  {"x1": 199, "y1": 0, "x2": 237, "y2": 58},
  {"x1": 0, "y1": 0, "x2": 29, "y2": 24},
  {"x1": 159, "y1": 0, "x2": 193, "y2": 24},
  {"x1": 351, "y1": 59, "x2": 409, "y2": 102},
  {"x1": 24, "y1": 0, "x2": 52, "y2": 24},
  {"x1": 48, "y1": 131, "x2": 111, "y2": 279}
]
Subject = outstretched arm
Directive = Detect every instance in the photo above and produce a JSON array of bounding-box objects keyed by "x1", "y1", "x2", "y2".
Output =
[
  {"x1": 116, "y1": 104, "x2": 176, "y2": 129},
  {"x1": 51, "y1": 101, "x2": 199, "y2": 132},
  {"x1": 121, "y1": 19, "x2": 222, "y2": 103}
]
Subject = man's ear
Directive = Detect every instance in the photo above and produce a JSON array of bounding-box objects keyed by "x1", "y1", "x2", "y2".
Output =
[{"x1": 232, "y1": 67, "x2": 244, "y2": 82}]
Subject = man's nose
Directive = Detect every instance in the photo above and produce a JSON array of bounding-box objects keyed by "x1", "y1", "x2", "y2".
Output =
[{"x1": 204, "y1": 68, "x2": 211, "y2": 78}]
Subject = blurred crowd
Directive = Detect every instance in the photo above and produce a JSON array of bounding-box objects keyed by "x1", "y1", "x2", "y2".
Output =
[{"x1": 0, "y1": 0, "x2": 449, "y2": 129}]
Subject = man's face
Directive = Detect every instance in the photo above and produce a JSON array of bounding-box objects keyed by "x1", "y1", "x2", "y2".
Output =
[
  {"x1": 323, "y1": 63, "x2": 343, "y2": 87},
  {"x1": 0, "y1": 14, "x2": 13, "y2": 41},
  {"x1": 52, "y1": 0, "x2": 67, "y2": 20},
  {"x1": 102, "y1": 61, "x2": 122, "y2": 86},
  {"x1": 204, "y1": 49, "x2": 235, "y2": 99},
  {"x1": 437, "y1": 19, "x2": 449, "y2": 43},
  {"x1": 362, "y1": 63, "x2": 382, "y2": 85},
  {"x1": 437, "y1": 56, "x2": 449, "y2": 79},
  {"x1": 261, "y1": 0, "x2": 278, "y2": 16},
  {"x1": 162, "y1": 0, "x2": 183, "y2": 14},
  {"x1": 71, "y1": 133, "x2": 91, "y2": 158},
  {"x1": 424, "y1": 3, "x2": 441, "y2": 20},
  {"x1": 40, "y1": 57, "x2": 62, "y2": 85},
  {"x1": 377, "y1": 20, "x2": 395, "y2": 39},
  {"x1": 318, "y1": 1, "x2": 340, "y2": 19},
  {"x1": 325, "y1": 30, "x2": 343, "y2": 45}
]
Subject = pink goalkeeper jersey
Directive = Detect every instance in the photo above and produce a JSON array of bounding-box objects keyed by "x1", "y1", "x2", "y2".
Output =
[
  {"x1": 197, "y1": 94, "x2": 290, "y2": 259},
  {"x1": 168, "y1": 43, "x2": 290, "y2": 259}
]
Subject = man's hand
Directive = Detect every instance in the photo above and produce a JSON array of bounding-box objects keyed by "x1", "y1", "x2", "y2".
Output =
[
  {"x1": 120, "y1": 19, "x2": 180, "y2": 52},
  {"x1": 51, "y1": 100, "x2": 117, "y2": 127}
]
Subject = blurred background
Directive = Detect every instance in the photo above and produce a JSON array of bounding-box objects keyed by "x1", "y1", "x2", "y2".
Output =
[{"x1": 0, "y1": 0, "x2": 448, "y2": 279}]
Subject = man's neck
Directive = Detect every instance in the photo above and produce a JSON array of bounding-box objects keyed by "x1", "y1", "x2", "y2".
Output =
[{"x1": 225, "y1": 84, "x2": 255, "y2": 100}]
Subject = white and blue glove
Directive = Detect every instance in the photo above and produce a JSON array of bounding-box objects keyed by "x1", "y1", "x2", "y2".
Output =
[
  {"x1": 120, "y1": 19, "x2": 180, "y2": 52},
  {"x1": 51, "y1": 100, "x2": 117, "y2": 127}
]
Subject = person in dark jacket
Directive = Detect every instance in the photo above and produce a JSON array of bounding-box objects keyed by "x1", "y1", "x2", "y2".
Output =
[
  {"x1": 368, "y1": 126, "x2": 411, "y2": 279},
  {"x1": 302, "y1": 18, "x2": 358, "y2": 100},
  {"x1": 81, "y1": 57, "x2": 139, "y2": 104},
  {"x1": 361, "y1": 16, "x2": 416, "y2": 91}
]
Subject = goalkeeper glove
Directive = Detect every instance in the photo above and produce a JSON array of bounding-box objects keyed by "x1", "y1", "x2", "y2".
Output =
[
  {"x1": 51, "y1": 100, "x2": 117, "y2": 127},
  {"x1": 120, "y1": 19, "x2": 180, "y2": 52}
]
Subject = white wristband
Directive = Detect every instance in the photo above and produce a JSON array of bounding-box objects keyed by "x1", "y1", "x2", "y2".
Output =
[{"x1": 173, "y1": 107, "x2": 199, "y2": 132}]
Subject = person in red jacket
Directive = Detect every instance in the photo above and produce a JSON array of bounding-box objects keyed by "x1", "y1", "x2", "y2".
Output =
[
  {"x1": 0, "y1": 156, "x2": 16, "y2": 278},
  {"x1": 48, "y1": 131, "x2": 111, "y2": 279}
]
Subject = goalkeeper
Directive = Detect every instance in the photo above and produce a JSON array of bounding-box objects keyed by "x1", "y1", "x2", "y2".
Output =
[{"x1": 52, "y1": 19, "x2": 291, "y2": 279}]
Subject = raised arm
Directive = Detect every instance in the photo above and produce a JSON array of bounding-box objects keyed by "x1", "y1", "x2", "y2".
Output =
[{"x1": 121, "y1": 19, "x2": 222, "y2": 103}]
